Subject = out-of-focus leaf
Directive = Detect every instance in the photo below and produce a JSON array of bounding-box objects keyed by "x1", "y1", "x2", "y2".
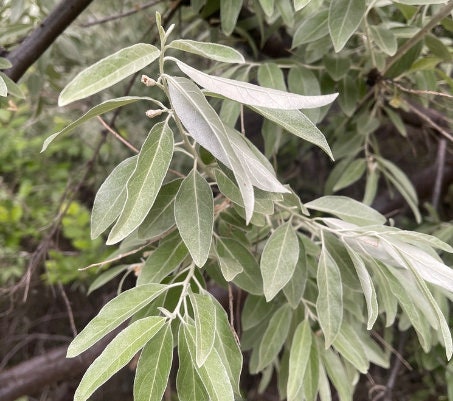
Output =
[
  {"x1": 0, "y1": 72, "x2": 25, "y2": 98},
  {"x1": 175, "y1": 170, "x2": 213, "y2": 267},
  {"x1": 332, "y1": 158, "x2": 366, "y2": 192},
  {"x1": 74, "y1": 317, "x2": 166, "y2": 401},
  {"x1": 260, "y1": 222, "x2": 299, "y2": 301},
  {"x1": 67, "y1": 284, "x2": 166, "y2": 357},
  {"x1": 259, "y1": 0, "x2": 275, "y2": 16},
  {"x1": 293, "y1": 10, "x2": 329, "y2": 47},
  {"x1": 88, "y1": 265, "x2": 129, "y2": 295},
  {"x1": 294, "y1": 0, "x2": 312, "y2": 11},
  {"x1": 134, "y1": 324, "x2": 173, "y2": 401},
  {"x1": 288, "y1": 66, "x2": 321, "y2": 123},
  {"x1": 258, "y1": 62, "x2": 286, "y2": 90},
  {"x1": 107, "y1": 122, "x2": 174, "y2": 244},
  {"x1": 276, "y1": 0, "x2": 295, "y2": 27},
  {"x1": 385, "y1": 107, "x2": 407, "y2": 137},
  {"x1": 230, "y1": 240, "x2": 263, "y2": 295},
  {"x1": 370, "y1": 25, "x2": 397, "y2": 56},
  {"x1": 169, "y1": 39, "x2": 245, "y2": 63},
  {"x1": 241, "y1": 294, "x2": 276, "y2": 330},
  {"x1": 216, "y1": 237, "x2": 244, "y2": 280},
  {"x1": 59, "y1": 44, "x2": 160, "y2": 106},
  {"x1": 221, "y1": 0, "x2": 243, "y2": 36},
  {"x1": 323, "y1": 55, "x2": 351, "y2": 81}
]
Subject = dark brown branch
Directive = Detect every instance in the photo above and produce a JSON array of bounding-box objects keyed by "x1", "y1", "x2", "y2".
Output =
[{"x1": 3, "y1": 0, "x2": 94, "y2": 82}]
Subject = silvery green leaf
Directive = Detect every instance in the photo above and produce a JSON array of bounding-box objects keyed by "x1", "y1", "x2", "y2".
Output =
[
  {"x1": 292, "y1": 10, "x2": 329, "y2": 47},
  {"x1": 137, "y1": 235, "x2": 188, "y2": 285},
  {"x1": 386, "y1": 230, "x2": 453, "y2": 253},
  {"x1": 67, "y1": 284, "x2": 167, "y2": 357},
  {"x1": 306, "y1": 196, "x2": 386, "y2": 226},
  {"x1": 74, "y1": 317, "x2": 166, "y2": 401},
  {"x1": 328, "y1": 0, "x2": 366, "y2": 52},
  {"x1": 332, "y1": 324, "x2": 369, "y2": 373},
  {"x1": 168, "y1": 39, "x2": 245, "y2": 63},
  {"x1": 259, "y1": 0, "x2": 275, "y2": 16},
  {"x1": 370, "y1": 25, "x2": 397, "y2": 56},
  {"x1": 230, "y1": 240, "x2": 263, "y2": 295},
  {"x1": 0, "y1": 75, "x2": 7, "y2": 97},
  {"x1": 276, "y1": 0, "x2": 295, "y2": 27},
  {"x1": 175, "y1": 170, "x2": 213, "y2": 267},
  {"x1": 137, "y1": 179, "x2": 181, "y2": 239},
  {"x1": 283, "y1": 241, "x2": 308, "y2": 308},
  {"x1": 216, "y1": 237, "x2": 244, "y2": 280},
  {"x1": 287, "y1": 320, "x2": 312, "y2": 401},
  {"x1": 250, "y1": 106, "x2": 334, "y2": 160},
  {"x1": 241, "y1": 294, "x2": 276, "y2": 330},
  {"x1": 167, "y1": 76, "x2": 254, "y2": 222},
  {"x1": 59, "y1": 43, "x2": 160, "y2": 106},
  {"x1": 316, "y1": 245, "x2": 343, "y2": 348},
  {"x1": 294, "y1": 0, "x2": 312, "y2": 11},
  {"x1": 0, "y1": 72, "x2": 25, "y2": 98},
  {"x1": 321, "y1": 347, "x2": 354, "y2": 401},
  {"x1": 134, "y1": 324, "x2": 173, "y2": 401},
  {"x1": 323, "y1": 55, "x2": 351, "y2": 81},
  {"x1": 107, "y1": 122, "x2": 174, "y2": 244},
  {"x1": 0, "y1": 57, "x2": 12, "y2": 69},
  {"x1": 87, "y1": 265, "x2": 129, "y2": 295},
  {"x1": 221, "y1": 0, "x2": 242, "y2": 36},
  {"x1": 257, "y1": 304, "x2": 292, "y2": 371},
  {"x1": 288, "y1": 66, "x2": 321, "y2": 123},
  {"x1": 258, "y1": 62, "x2": 286, "y2": 90},
  {"x1": 190, "y1": 292, "x2": 217, "y2": 367},
  {"x1": 260, "y1": 222, "x2": 299, "y2": 301},
  {"x1": 303, "y1": 336, "x2": 320, "y2": 401},
  {"x1": 174, "y1": 59, "x2": 338, "y2": 109},
  {"x1": 332, "y1": 158, "x2": 366, "y2": 192},
  {"x1": 43, "y1": 97, "x2": 146, "y2": 151},
  {"x1": 91, "y1": 156, "x2": 137, "y2": 239}
]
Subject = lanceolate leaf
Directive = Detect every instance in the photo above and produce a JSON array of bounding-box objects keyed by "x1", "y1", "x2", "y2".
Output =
[
  {"x1": 221, "y1": 0, "x2": 243, "y2": 36},
  {"x1": 259, "y1": 0, "x2": 275, "y2": 16},
  {"x1": 316, "y1": 245, "x2": 343, "y2": 347},
  {"x1": 67, "y1": 284, "x2": 167, "y2": 357},
  {"x1": 107, "y1": 122, "x2": 174, "y2": 244},
  {"x1": 328, "y1": 0, "x2": 366, "y2": 52},
  {"x1": 59, "y1": 43, "x2": 160, "y2": 106},
  {"x1": 174, "y1": 59, "x2": 338, "y2": 109},
  {"x1": 134, "y1": 324, "x2": 173, "y2": 401},
  {"x1": 287, "y1": 320, "x2": 312, "y2": 401},
  {"x1": 250, "y1": 106, "x2": 334, "y2": 160},
  {"x1": 332, "y1": 324, "x2": 369, "y2": 373},
  {"x1": 260, "y1": 222, "x2": 300, "y2": 301},
  {"x1": 42, "y1": 97, "x2": 146, "y2": 151},
  {"x1": 0, "y1": 71, "x2": 25, "y2": 98},
  {"x1": 74, "y1": 317, "x2": 166, "y2": 401},
  {"x1": 175, "y1": 170, "x2": 214, "y2": 267},
  {"x1": 168, "y1": 39, "x2": 245, "y2": 63},
  {"x1": 189, "y1": 292, "x2": 217, "y2": 367},
  {"x1": 167, "y1": 76, "x2": 254, "y2": 222},
  {"x1": 0, "y1": 75, "x2": 6, "y2": 97},
  {"x1": 91, "y1": 156, "x2": 137, "y2": 239},
  {"x1": 216, "y1": 237, "x2": 244, "y2": 280}
]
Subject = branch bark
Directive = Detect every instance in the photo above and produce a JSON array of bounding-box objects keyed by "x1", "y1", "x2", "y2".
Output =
[{"x1": 4, "y1": 0, "x2": 94, "y2": 82}]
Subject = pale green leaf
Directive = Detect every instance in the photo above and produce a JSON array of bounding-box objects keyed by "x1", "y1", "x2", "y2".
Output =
[
  {"x1": 257, "y1": 304, "x2": 292, "y2": 372},
  {"x1": 303, "y1": 337, "x2": 320, "y2": 401},
  {"x1": 294, "y1": 0, "x2": 312, "y2": 11},
  {"x1": 212, "y1": 298, "x2": 243, "y2": 393},
  {"x1": 0, "y1": 57, "x2": 12, "y2": 69},
  {"x1": 332, "y1": 324, "x2": 369, "y2": 373},
  {"x1": 174, "y1": 59, "x2": 338, "y2": 109},
  {"x1": 177, "y1": 325, "x2": 209, "y2": 401},
  {"x1": 229, "y1": 240, "x2": 263, "y2": 295},
  {"x1": 345, "y1": 246, "x2": 378, "y2": 329},
  {"x1": 261, "y1": 222, "x2": 299, "y2": 301},
  {"x1": 292, "y1": 10, "x2": 329, "y2": 47},
  {"x1": 221, "y1": 0, "x2": 243, "y2": 36},
  {"x1": 338, "y1": 75, "x2": 358, "y2": 117},
  {"x1": 258, "y1": 62, "x2": 286, "y2": 90},
  {"x1": 169, "y1": 39, "x2": 245, "y2": 63},
  {"x1": 394, "y1": 0, "x2": 446, "y2": 4},
  {"x1": 332, "y1": 158, "x2": 366, "y2": 192},
  {"x1": 175, "y1": 170, "x2": 213, "y2": 267},
  {"x1": 42, "y1": 97, "x2": 145, "y2": 152},
  {"x1": 107, "y1": 122, "x2": 174, "y2": 244},
  {"x1": 328, "y1": 0, "x2": 366, "y2": 52},
  {"x1": 137, "y1": 236, "x2": 188, "y2": 285},
  {"x1": 74, "y1": 317, "x2": 166, "y2": 401},
  {"x1": 216, "y1": 237, "x2": 244, "y2": 280},
  {"x1": 251, "y1": 106, "x2": 334, "y2": 160},
  {"x1": 306, "y1": 196, "x2": 386, "y2": 226},
  {"x1": 387, "y1": 230, "x2": 453, "y2": 254},
  {"x1": 283, "y1": 242, "x2": 308, "y2": 308},
  {"x1": 67, "y1": 284, "x2": 166, "y2": 357},
  {"x1": 184, "y1": 324, "x2": 235, "y2": 401},
  {"x1": 0, "y1": 72, "x2": 25, "y2": 98},
  {"x1": 323, "y1": 55, "x2": 351, "y2": 81},
  {"x1": 288, "y1": 66, "x2": 321, "y2": 122},
  {"x1": 167, "y1": 75, "x2": 254, "y2": 222},
  {"x1": 134, "y1": 324, "x2": 173, "y2": 401},
  {"x1": 91, "y1": 156, "x2": 137, "y2": 239},
  {"x1": 59, "y1": 43, "x2": 160, "y2": 106},
  {"x1": 385, "y1": 107, "x2": 407, "y2": 137},
  {"x1": 87, "y1": 265, "x2": 129, "y2": 295},
  {"x1": 190, "y1": 292, "x2": 217, "y2": 367},
  {"x1": 316, "y1": 245, "x2": 343, "y2": 347},
  {"x1": 370, "y1": 25, "x2": 397, "y2": 56},
  {"x1": 321, "y1": 347, "x2": 353, "y2": 401},
  {"x1": 0, "y1": 75, "x2": 6, "y2": 97},
  {"x1": 191, "y1": 0, "x2": 206, "y2": 13},
  {"x1": 241, "y1": 294, "x2": 276, "y2": 330},
  {"x1": 287, "y1": 320, "x2": 312, "y2": 401},
  {"x1": 276, "y1": 0, "x2": 295, "y2": 27},
  {"x1": 259, "y1": 0, "x2": 275, "y2": 16}
]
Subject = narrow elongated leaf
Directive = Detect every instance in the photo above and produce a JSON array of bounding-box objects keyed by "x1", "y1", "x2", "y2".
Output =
[
  {"x1": 229, "y1": 240, "x2": 263, "y2": 295},
  {"x1": 91, "y1": 156, "x2": 137, "y2": 239},
  {"x1": 283, "y1": 244, "x2": 308, "y2": 308},
  {"x1": 333, "y1": 158, "x2": 366, "y2": 192},
  {"x1": 175, "y1": 59, "x2": 338, "y2": 109},
  {"x1": 221, "y1": 0, "x2": 242, "y2": 36},
  {"x1": 134, "y1": 324, "x2": 173, "y2": 401},
  {"x1": 241, "y1": 294, "x2": 275, "y2": 330},
  {"x1": 74, "y1": 317, "x2": 166, "y2": 401},
  {"x1": 59, "y1": 43, "x2": 160, "y2": 106},
  {"x1": 43, "y1": 97, "x2": 145, "y2": 151},
  {"x1": 190, "y1": 292, "x2": 217, "y2": 367},
  {"x1": 0, "y1": 71, "x2": 25, "y2": 98},
  {"x1": 175, "y1": 170, "x2": 213, "y2": 267},
  {"x1": 292, "y1": 10, "x2": 329, "y2": 47},
  {"x1": 184, "y1": 324, "x2": 235, "y2": 401},
  {"x1": 0, "y1": 57, "x2": 12, "y2": 68},
  {"x1": 88, "y1": 264, "x2": 129, "y2": 295},
  {"x1": 257, "y1": 304, "x2": 292, "y2": 371},
  {"x1": 306, "y1": 196, "x2": 386, "y2": 226},
  {"x1": 169, "y1": 39, "x2": 245, "y2": 63},
  {"x1": 177, "y1": 325, "x2": 209, "y2": 401},
  {"x1": 258, "y1": 63, "x2": 286, "y2": 90},
  {"x1": 0, "y1": 76, "x2": 6, "y2": 97},
  {"x1": 137, "y1": 236, "x2": 188, "y2": 285},
  {"x1": 287, "y1": 320, "x2": 312, "y2": 401},
  {"x1": 332, "y1": 324, "x2": 369, "y2": 373},
  {"x1": 261, "y1": 222, "x2": 299, "y2": 301},
  {"x1": 321, "y1": 347, "x2": 353, "y2": 401},
  {"x1": 216, "y1": 237, "x2": 244, "y2": 280},
  {"x1": 370, "y1": 25, "x2": 397, "y2": 56},
  {"x1": 316, "y1": 246, "x2": 343, "y2": 347},
  {"x1": 303, "y1": 336, "x2": 320, "y2": 401},
  {"x1": 294, "y1": 0, "x2": 312, "y2": 11},
  {"x1": 250, "y1": 106, "x2": 334, "y2": 160},
  {"x1": 167, "y1": 76, "x2": 254, "y2": 222},
  {"x1": 107, "y1": 122, "x2": 174, "y2": 244},
  {"x1": 259, "y1": 0, "x2": 275, "y2": 16},
  {"x1": 328, "y1": 0, "x2": 366, "y2": 52},
  {"x1": 67, "y1": 284, "x2": 166, "y2": 357}
]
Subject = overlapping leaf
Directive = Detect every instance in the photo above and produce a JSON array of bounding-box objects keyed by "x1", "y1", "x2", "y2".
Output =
[{"x1": 168, "y1": 39, "x2": 245, "y2": 63}]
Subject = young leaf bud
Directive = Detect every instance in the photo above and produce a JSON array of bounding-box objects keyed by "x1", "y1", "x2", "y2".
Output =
[{"x1": 141, "y1": 75, "x2": 157, "y2": 87}]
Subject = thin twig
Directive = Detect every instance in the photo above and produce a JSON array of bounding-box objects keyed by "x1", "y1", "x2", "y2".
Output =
[
  {"x1": 228, "y1": 284, "x2": 234, "y2": 329},
  {"x1": 81, "y1": 0, "x2": 163, "y2": 27},
  {"x1": 96, "y1": 116, "x2": 139, "y2": 153},
  {"x1": 383, "y1": 330, "x2": 408, "y2": 401},
  {"x1": 390, "y1": 80, "x2": 453, "y2": 99},
  {"x1": 432, "y1": 138, "x2": 447, "y2": 209},
  {"x1": 58, "y1": 282, "x2": 77, "y2": 337}
]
